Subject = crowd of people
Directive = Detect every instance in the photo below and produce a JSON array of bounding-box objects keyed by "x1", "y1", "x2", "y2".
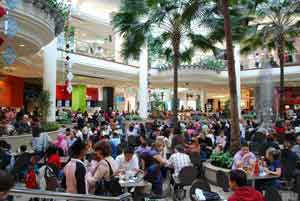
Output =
[
  {"x1": 0, "y1": 108, "x2": 300, "y2": 200},
  {"x1": 0, "y1": 108, "x2": 41, "y2": 136}
]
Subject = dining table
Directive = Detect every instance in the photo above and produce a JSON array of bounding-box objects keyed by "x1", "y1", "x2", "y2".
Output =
[
  {"x1": 118, "y1": 173, "x2": 147, "y2": 192},
  {"x1": 247, "y1": 173, "x2": 280, "y2": 187}
]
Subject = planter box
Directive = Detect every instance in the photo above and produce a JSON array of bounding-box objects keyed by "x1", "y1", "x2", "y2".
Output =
[{"x1": 203, "y1": 161, "x2": 230, "y2": 185}]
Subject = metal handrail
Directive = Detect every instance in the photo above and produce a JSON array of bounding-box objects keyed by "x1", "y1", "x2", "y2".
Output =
[{"x1": 9, "y1": 188, "x2": 132, "y2": 201}]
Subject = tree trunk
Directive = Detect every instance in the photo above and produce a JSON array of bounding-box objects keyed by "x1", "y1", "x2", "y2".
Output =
[
  {"x1": 277, "y1": 39, "x2": 285, "y2": 119},
  {"x1": 171, "y1": 32, "x2": 181, "y2": 129},
  {"x1": 222, "y1": 0, "x2": 241, "y2": 153}
]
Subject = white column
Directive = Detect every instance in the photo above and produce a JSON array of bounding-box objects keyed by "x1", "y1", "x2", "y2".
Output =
[
  {"x1": 43, "y1": 38, "x2": 57, "y2": 122},
  {"x1": 200, "y1": 89, "x2": 206, "y2": 112},
  {"x1": 234, "y1": 44, "x2": 241, "y2": 118},
  {"x1": 114, "y1": 32, "x2": 123, "y2": 63},
  {"x1": 138, "y1": 45, "x2": 149, "y2": 119}
]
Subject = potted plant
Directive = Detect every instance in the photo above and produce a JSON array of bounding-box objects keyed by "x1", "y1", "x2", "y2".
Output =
[
  {"x1": 203, "y1": 152, "x2": 233, "y2": 185},
  {"x1": 210, "y1": 152, "x2": 233, "y2": 169},
  {"x1": 34, "y1": 90, "x2": 51, "y2": 123}
]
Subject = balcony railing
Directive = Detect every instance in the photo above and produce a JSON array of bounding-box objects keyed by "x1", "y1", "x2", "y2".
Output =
[{"x1": 9, "y1": 188, "x2": 132, "y2": 201}]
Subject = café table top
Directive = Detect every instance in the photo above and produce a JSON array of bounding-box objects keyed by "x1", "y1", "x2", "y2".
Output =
[
  {"x1": 119, "y1": 178, "x2": 147, "y2": 188},
  {"x1": 247, "y1": 174, "x2": 280, "y2": 181}
]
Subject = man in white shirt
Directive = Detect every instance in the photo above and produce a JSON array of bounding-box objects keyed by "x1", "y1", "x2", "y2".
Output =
[
  {"x1": 115, "y1": 146, "x2": 140, "y2": 174},
  {"x1": 167, "y1": 144, "x2": 192, "y2": 177}
]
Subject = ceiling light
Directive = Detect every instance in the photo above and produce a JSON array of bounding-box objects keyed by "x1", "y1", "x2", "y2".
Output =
[{"x1": 19, "y1": 44, "x2": 25, "y2": 47}]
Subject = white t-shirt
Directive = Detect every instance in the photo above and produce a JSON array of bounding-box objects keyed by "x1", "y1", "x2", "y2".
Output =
[{"x1": 115, "y1": 154, "x2": 139, "y2": 172}]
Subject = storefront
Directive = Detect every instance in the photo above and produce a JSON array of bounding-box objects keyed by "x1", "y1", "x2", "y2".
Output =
[{"x1": 0, "y1": 75, "x2": 24, "y2": 108}]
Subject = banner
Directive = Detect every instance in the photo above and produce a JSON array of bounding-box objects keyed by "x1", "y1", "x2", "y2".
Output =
[{"x1": 72, "y1": 85, "x2": 86, "y2": 112}]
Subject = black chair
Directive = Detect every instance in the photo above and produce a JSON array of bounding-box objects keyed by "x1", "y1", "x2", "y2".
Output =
[
  {"x1": 189, "y1": 179, "x2": 211, "y2": 201},
  {"x1": 264, "y1": 187, "x2": 283, "y2": 201},
  {"x1": 178, "y1": 166, "x2": 198, "y2": 186},
  {"x1": 173, "y1": 166, "x2": 198, "y2": 201},
  {"x1": 216, "y1": 170, "x2": 229, "y2": 192}
]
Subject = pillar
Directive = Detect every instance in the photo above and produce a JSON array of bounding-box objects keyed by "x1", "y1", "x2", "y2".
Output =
[
  {"x1": 114, "y1": 32, "x2": 123, "y2": 63},
  {"x1": 234, "y1": 44, "x2": 241, "y2": 118},
  {"x1": 103, "y1": 87, "x2": 114, "y2": 111},
  {"x1": 138, "y1": 45, "x2": 149, "y2": 119},
  {"x1": 43, "y1": 38, "x2": 57, "y2": 122},
  {"x1": 200, "y1": 89, "x2": 206, "y2": 112}
]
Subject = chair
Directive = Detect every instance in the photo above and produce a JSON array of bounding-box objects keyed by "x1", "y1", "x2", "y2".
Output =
[
  {"x1": 264, "y1": 187, "x2": 283, "y2": 201},
  {"x1": 189, "y1": 179, "x2": 211, "y2": 201},
  {"x1": 177, "y1": 166, "x2": 198, "y2": 186},
  {"x1": 216, "y1": 170, "x2": 229, "y2": 192},
  {"x1": 173, "y1": 166, "x2": 198, "y2": 201}
]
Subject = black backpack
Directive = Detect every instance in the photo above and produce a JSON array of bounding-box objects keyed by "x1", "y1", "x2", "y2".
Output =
[{"x1": 95, "y1": 160, "x2": 122, "y2": 196}]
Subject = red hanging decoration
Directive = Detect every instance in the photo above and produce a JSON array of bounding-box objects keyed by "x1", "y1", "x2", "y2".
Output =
[
  {"x1": 0, "y1": 6, "x2": 6, "y2": 18},
  {"x1": 0, "y1": 37, "x2": 4, "y2": 46}
]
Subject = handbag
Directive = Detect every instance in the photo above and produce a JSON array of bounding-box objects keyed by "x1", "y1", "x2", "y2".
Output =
[
  {"x1": 95, "y1": 160, "x2": 122, "y2": 196},
  {"x1": 44, "y1": 165, "x2": 59, "y2": 191}
]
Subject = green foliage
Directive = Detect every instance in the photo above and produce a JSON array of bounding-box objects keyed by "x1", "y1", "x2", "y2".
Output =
[
  {"x1": 112, "y1": 0, "x2": 220, "y2": 63},
  {"x1": 41, "y1": 122, "x2": 60, "y2": 132},
  {"x1": 47, "y1": 0, "x2": 69, "y2": 20},
  {"x1": 150, "y1": 93, "x2": 164, "y2": 113},
  {"x1": 240, "y1": 0, "x2": 300, "y2": 55},
  {"x1": 243, "y1": 111, "x2": 257, "y2": 120},
  {"x1": 210, "y1": 152, "x2": 234, "y2": 169},
  {"x1": 125, "y1": 115, "x2": 143, "y2": 121},
  {"x1": 34, "y1": 90, "x2": 51, "y2": 123}
]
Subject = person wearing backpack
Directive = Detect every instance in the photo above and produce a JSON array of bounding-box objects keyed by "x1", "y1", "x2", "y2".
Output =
[{"x1": 87, "y1": 141, "x2": 122, "y2": 196}]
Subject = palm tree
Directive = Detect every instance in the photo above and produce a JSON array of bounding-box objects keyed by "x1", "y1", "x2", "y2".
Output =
[
  {"x1": 112, "y1": 0, "x2": 217, "y2": 128},
  {"x1": 205, "y1": 0, "x2": 257, "y2": 152},
  {"x1": 221, "y1": 0, "x2": 241, "y2": 152},
  {"x1": 241, "y1": 0, "x2": 300, "y2": 119}
]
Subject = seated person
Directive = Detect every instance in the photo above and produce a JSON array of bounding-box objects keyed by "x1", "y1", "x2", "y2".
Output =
[
  {"x1": 256, "y1": 148, "x2": 282, "y2": 191},
  {"x1": 185, "y1": 137, "x2": 200, "y2": 154},
  {"x1": 264, "y1": 148, "x2": 281, "y2": 177},
  {"x1": 232, "y1": 143, "x2": 256, "y2": 171},
  {"x1": 144, "y1": 158, "x2": 163, "y2": 195},
  {"x1": 197, "y1": 132, "x2": 213, "y2": 160},
  {"x1": 13, "y1": 145, "x2": 31, "y2": 182},
  {"x1": 216, "y1": 130, "x2": 227, "y2": 150},
  {"x1": 115, "y1": 146, "x2": 140, "y2": 175},
  {"x1": 228, "y1": 169, "x2": 265, "y2": 201},
  {"x1": 167, "y1": 144, "x2": 192, "y2": 178}
]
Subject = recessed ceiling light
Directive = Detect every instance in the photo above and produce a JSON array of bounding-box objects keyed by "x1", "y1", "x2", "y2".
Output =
[{"x1": 19, "y1": 44, "x2": 25, "y2": 47}]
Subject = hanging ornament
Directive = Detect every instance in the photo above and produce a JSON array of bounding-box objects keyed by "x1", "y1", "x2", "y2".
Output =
[
  {"x1": 0, "y1": 6, "x2": 7, "y2": 18},
  {"x1": 2, "y1": 46, "x2": 16, "y2": 65},
  {"x1": 67, "y1": 71, "x2": 73, "y2": 81},
  {"x1": 63, "y1": 0, "x2": 73, "y2": 94},
  {"x1": 5, "y1": 0, "x2": 20, "y2": 10},
  {"x1": 5, "y1": 16, "x2": 18, "y2": 38},
  {"x1": 0, "y1": 37, "x2": 4, "y2": 46},
  {"x1": 3, "y1": 0, "x2": 19, "y2": 67}
]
